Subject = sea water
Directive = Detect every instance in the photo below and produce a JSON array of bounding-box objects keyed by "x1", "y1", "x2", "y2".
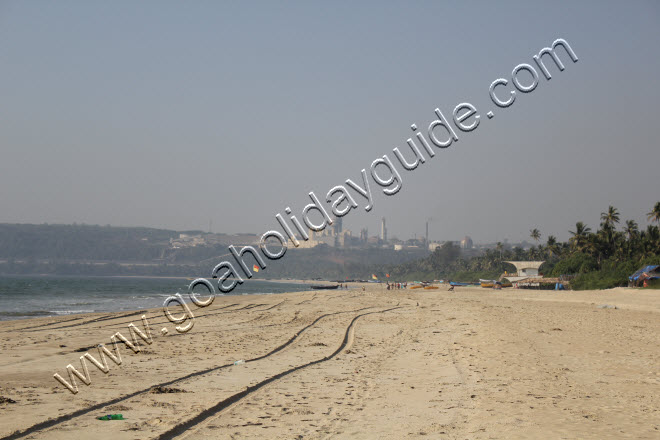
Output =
[{"x1": 0, "y1": 275, "x2": 311, "y2": 321}]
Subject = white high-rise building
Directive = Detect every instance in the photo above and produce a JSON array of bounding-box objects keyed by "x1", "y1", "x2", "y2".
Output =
[{"x1": 460, "y1": 236, "x2": 473, "y2": 249}]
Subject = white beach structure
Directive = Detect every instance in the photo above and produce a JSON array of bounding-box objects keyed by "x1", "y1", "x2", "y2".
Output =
[{"x1": 503, "y1": 261, "x2": 545, "y2": 283}]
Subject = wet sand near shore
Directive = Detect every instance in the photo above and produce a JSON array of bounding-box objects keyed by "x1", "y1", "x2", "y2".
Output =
[{"x1": 1, "y1": 285, "x2": 658, "y2": 439}]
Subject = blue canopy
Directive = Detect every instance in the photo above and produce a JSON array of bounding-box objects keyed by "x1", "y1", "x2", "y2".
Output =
[{"x1": 629, "y1": 265, "x2": 660, "y2": 281}]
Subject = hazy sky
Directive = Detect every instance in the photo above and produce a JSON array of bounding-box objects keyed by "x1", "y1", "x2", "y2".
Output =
[{"x1": 1, "y1": 1, "x2": 659, "y2": 244}]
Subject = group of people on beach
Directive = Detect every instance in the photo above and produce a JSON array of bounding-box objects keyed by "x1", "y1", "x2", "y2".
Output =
[{"x1": 386, "y1": 282, "x2": 406, "y2": 290}]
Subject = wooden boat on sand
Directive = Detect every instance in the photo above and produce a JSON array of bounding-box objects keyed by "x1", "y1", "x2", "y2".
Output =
[{"x1": 480, "y1": 279, "x2": 496, "y2": 288}]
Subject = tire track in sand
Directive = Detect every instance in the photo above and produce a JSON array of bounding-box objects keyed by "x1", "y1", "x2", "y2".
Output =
[
  {"x1": 0, "y1": 306, "x2": 378, "y2": 440},
  {"x1": 153, "y1": 306, "x2": 401, "y2": 440}
]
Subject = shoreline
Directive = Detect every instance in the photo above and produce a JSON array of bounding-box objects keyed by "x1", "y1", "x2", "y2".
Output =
[{"x1": 0, "y1": 277, "x2": 333, "y2": 323}]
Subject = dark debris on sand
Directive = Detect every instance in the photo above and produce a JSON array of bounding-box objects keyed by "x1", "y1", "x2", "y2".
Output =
[{"x1": 149, "y1": 386, "x2": 188, "y2": 394}]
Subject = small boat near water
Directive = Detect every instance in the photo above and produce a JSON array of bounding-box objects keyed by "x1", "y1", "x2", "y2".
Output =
[
  {"x1": 310, "y1": 284, "x2": 340, "y2": 290},
  {"x1": 480, "y1": 279, "x2": 513, "y2": 288},
  {"x1": 480, "y1": 279, "x2": 496, "y2": 288}
]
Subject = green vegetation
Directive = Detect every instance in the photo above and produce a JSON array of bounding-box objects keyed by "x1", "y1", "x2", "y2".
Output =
[
  {"x1": 372, "y1": 241, "x2": 517, "y2": 283},
  {"x1": 371, "y1": 202, "x2": 660, "y2": 290}
]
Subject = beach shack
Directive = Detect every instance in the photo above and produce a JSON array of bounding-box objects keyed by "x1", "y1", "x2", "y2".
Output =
[
  {"x1": 501, "y1": 261, "x2": 565, "y2": 289},
  {"x1": 629, "y1": 265, "x2": 660, "y2": 287},
  {"x1": 503, "y1": 261, "x2": 545, "y2": 283}
]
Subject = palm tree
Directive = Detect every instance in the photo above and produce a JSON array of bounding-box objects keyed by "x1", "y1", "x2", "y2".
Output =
[
  {"x1": 624, "y1": 220, "x2": 638, "y2": 241},
  {"x1": 530, "y1": 228, "x2": 541, "y2": 244},
  {"x1": 530, "y1": 245, "x2": 542, "y2": 260},
  {"x1": 642, "y1": 225, "x2": 660, "y2": 258},
  {"x1": 569, "y1": 222, "x2": 591, "y2": 251},
  {"x1": 513, "y1": 246, "x2": 525, "y2": 260},
  {"x1": 495, "y1": 242, "x2": 504, "y2": 260},
  {"x1": 583, "y1": 233, "x2": 606, "y2": 266},
  {"x1": 546, "y1": 235, "x2": 558, "y2": 257},
  {"x1": 600, "y1": 205, "x2": 620, "y2": 228},
  {"x1": 621, "y1": 219, "x2": 639, "y2": 258},
  {"x1": 647, "y1": 201, "x2": 660, "y2": 224}
]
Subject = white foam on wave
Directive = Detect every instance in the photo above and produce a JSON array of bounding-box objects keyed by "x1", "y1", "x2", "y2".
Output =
[{"x1": 50, "y1": 309, "x2": 95, "y2": 315}]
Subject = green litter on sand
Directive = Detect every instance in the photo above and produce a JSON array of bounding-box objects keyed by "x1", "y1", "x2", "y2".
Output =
[{"x1": 97, "y1": 414, "x2": 124, "y2": 420}]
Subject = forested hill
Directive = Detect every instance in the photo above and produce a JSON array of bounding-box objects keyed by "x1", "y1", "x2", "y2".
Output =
[{"x1": 0, "y1": 224, "x2": 188, "y2": 261}]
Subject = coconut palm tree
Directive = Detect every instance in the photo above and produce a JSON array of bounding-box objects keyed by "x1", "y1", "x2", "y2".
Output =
[
  {"x1": 642, "y1": 225, "x2": 660, "y2": 258},
  {"x1": 600, "y1": 205, "x2": 620, "y2": 228},
  {"x1": 624, "y1": 220, "x2": 639, "y2": 240},
  {"x1": 495, "y1": 242, "x2": 504, "y2": 261},
  {"x1": 623, "y1": 219, "x2": 640, "y2": 258},
  {"x1": 583, "y1": 233, "x2": 608, "y2": 267},
  {"x1": 647, "y1": 201, "x2": 660, "y2": 224},
  {"x1": 513, "y1": 246, "x2": 525, "y2": 260},
  {"x1": 530, "y1": 245, "x2": 542, "y2": 260},
  {"x1": 530, "y1": 228, "x2": 541, "y2": 244},
  {"x1": 546, "y1": 235, "x2": 558, "y2": 257},
  {"x1": 569, "y1": 222, "x2": 591, "y2": 251}
]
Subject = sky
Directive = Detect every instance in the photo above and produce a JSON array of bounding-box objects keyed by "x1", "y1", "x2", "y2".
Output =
[{"x1": 1, "y1": 1, "x2": 659, "y2": 244}]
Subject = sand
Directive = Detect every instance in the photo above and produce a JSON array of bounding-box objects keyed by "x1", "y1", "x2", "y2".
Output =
[{"x1": 0, "y1": 284, "x2": 658, "y2": 439}]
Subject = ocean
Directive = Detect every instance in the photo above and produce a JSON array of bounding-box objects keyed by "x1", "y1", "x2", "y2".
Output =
[{"x1": 0, "y1": 275, "x2": 313, "y2": 321}]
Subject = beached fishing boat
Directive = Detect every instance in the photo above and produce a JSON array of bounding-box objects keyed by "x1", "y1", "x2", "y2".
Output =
[
  {"x1": 480, "y1": 279, "x2": 496, "y2": 288},
  {"x1": 310, "y1": 285, "x2": 340, "y2": 290},
  {"x1": 423, "y1": 286, "x2": 439, "y2": 290}
]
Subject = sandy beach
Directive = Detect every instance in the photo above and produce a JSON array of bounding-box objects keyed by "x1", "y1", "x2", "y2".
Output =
[{"x1": 1, "y1": 284, "x2": 659, "y2": 439}]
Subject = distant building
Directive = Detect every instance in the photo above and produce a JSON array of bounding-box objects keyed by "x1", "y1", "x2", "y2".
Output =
[
  {"x1": 428, "y1": 242, "x2": 443, "y2": 252},
  {"x1": 460, "y1": 236, "x2": 473, "y2": 249},
  {"x1": 337, "y1": 229, "x2": 352, "y2": 247},
  {"x1": 367, "y1": 235, "x2": 380, "y2": 245},
  {"x1": 170, "y1": 233, "x2": 207, "y2": 248},
  {"x1": 333, "y1": 216, "x2": 343, "y2": 235},
  {"x1": 395, "y1": 244, "x2": 420, "y2": 251},
  {"x1": 299, "y1": 217, "x2": 348, "y2": 248},
  {"x1": 381, "y1": 218, "x2": 387, "y2": 242}
]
